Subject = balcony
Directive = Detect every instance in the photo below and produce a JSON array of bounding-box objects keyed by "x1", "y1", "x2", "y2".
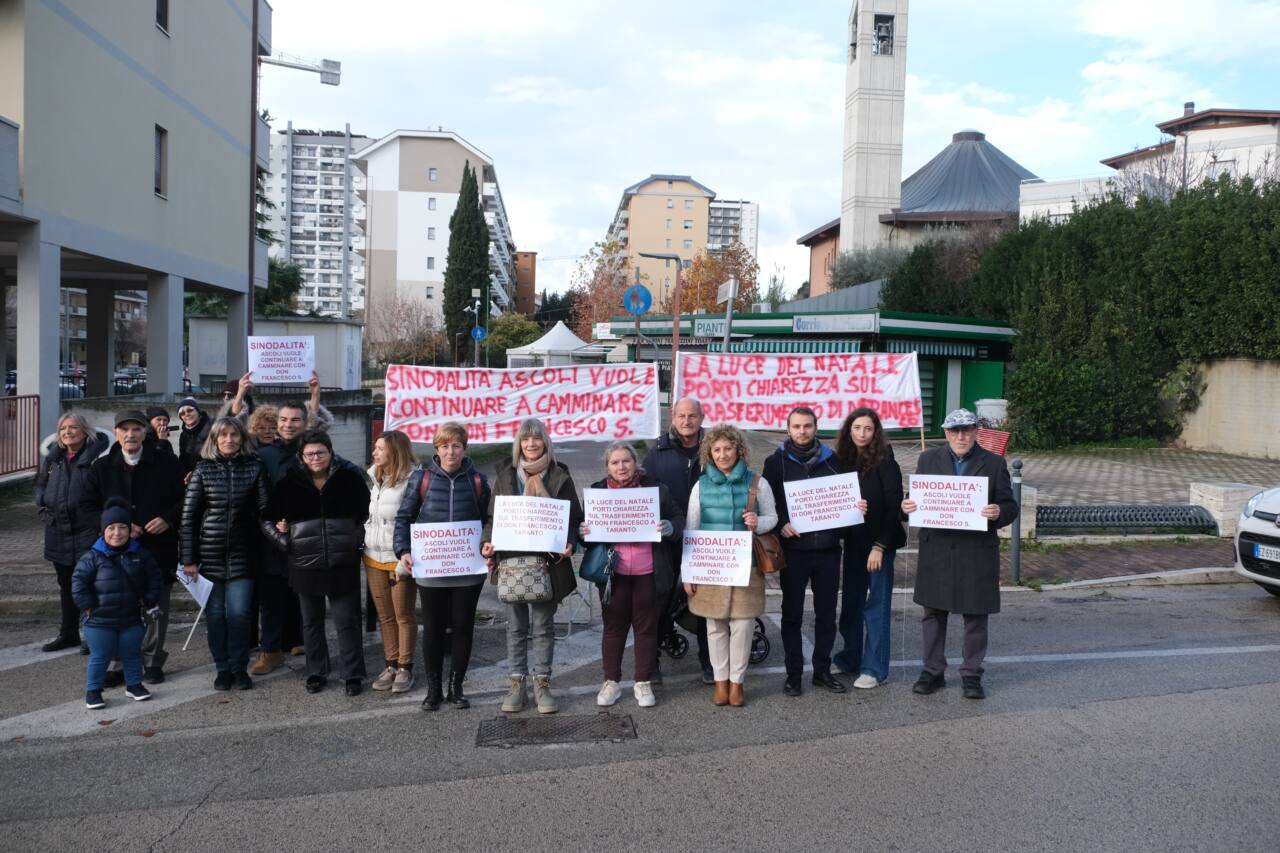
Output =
[
  {"x1": 0, "y1": 117, "x2": 18, "y2": 209},
  {"x1": 255, "y1": 238, "x2": 269, "y2": 290},
  {"x1": 256, "y1": 114, "x2": 270, "y2": 171},
  {"x1": 257, "y1": 0, "x2": 272, "y2": 56}
]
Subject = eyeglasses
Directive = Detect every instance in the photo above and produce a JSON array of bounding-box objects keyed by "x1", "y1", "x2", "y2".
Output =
[{"x1": 302, "y1": 450, "x2": 330, "y2": 460}]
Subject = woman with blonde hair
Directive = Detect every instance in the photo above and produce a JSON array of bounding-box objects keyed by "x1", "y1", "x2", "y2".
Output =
[
  {"x1": 246, "y1": 405, "x2": 279, "y2": 449},
  {"x1": 685, "y1": 424, "x2": 777, "y2": 707},
  {"x1": 363, "y1": 429, "x2": 419, "y2": 694}
]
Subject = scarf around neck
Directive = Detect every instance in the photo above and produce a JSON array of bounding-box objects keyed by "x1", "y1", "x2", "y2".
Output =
[
  {"x1": 607, "y1": 470, "x2": 642, "y2": 489},
  {"x1": 519, "y1": 453, "x2": 552, "y2": 498},
  {"x1": 784, "y1": 438, "x2": 822, "y2": 468}
]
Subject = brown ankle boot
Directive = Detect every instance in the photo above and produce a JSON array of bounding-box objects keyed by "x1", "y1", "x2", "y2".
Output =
[
  {"x1": 728, "y1": 681, "x2": 745, "y2": 707},
  {"x1": 712, "y1": 679, "x2": 730, "y2": 706}
]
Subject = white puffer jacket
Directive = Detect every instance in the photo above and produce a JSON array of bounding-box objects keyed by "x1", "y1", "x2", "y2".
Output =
[{"x1": 363, "y1": 466, "x2": 412, "y2": 563}]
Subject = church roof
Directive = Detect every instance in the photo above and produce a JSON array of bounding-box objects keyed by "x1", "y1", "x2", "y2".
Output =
[{"x1": 880, "y1": 130, "x2": 1037, "y2": 224}]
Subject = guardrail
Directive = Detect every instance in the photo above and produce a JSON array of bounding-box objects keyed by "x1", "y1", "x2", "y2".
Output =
[{"x1": 0, "y1": 395, "x2": 40, "y2": 476}]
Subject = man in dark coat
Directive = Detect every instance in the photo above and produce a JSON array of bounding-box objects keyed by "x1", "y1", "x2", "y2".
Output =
[
  {"x1": 641, "y1": 397, "x2": 713, "y2": 683},
  {"x1": 764, "y1": 406, "x2": 847, "y2": 696},
  {"x1": 903, "y1": 408, "x2": 1018, "y2": 699},
  {"x1": 81, "y1": 410, "x2": 186, "y2": 684}
]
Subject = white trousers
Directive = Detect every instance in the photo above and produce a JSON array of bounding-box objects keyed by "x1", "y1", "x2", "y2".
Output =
[{"x1": 706, "y1": 617, "x2": 754, "y2": 684}]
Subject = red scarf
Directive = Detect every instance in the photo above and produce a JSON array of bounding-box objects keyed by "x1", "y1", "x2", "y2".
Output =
[{"x1": 607, "y1": 471, "x2": 642, "y2": 490}]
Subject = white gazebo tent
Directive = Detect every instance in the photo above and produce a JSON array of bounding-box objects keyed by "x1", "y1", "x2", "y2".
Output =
[{"x1": 505, "y1": 321, "x2": 611, "y2": 368}]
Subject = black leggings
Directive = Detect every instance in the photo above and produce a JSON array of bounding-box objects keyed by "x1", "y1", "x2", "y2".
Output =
[
  {"x1": 54, "y1": 562, "x2": 79, "y2": 640},
  {"x1": 418, "y1": 583, "x2": 483, "y2": 678}
]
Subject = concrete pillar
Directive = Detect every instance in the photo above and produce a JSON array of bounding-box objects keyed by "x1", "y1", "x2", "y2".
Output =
[
  {"x1": 146, "y1": 273, "x2": 185, "y2": 394},
  {"x1": 16, "y1": 225, "x2": 61, "y2": 436},
  {"x1": 1, "y1": 279, "x2": 10, "y2": 373},
  {"x1": 85, "y1": 287, "x2": 115, "y2": 397},
  {"x1": 226, "y1": 291, "x2": 248, "y2": 379}
]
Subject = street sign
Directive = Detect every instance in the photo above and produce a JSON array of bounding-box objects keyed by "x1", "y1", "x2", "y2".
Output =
[
  {"x1": 623, "y1": 284, "x2": 653, "y2": 316},
  {"x1": 471, "y1": 326, "x2": 487, "y2": 341},
  {"x1": 717, "y1": 277, "x2": 738, "y2": 306}
]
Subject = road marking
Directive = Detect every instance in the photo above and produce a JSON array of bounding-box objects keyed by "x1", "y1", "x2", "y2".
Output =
[{"x1": 0, "y1": 641, "x2": 82, "y2": 673}]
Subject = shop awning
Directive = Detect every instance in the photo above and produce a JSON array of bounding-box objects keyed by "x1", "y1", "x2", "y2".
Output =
[
  {"x1": 885, "y1": 339, "x2": 976, "y2": 357},
  {"x1": 707, "y1": 339, "x2": 862, "y2": 354}
]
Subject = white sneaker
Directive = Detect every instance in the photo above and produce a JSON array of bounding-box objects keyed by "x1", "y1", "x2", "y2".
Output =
[
  {"x1": 633, "y1": 681, "x2": 656, "y2": 708},
  {"x1": 596, "y1": 679, "x2": 622, "y2": 706},
  {"x1": 853, "y1": 674, "x2": 883, "y2": 689}
]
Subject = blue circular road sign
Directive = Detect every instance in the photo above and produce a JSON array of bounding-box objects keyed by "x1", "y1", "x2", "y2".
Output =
[
  {"x1": 471, "y1": 326, "x2": 487, "y2": 341},
  {"x1": 624, "y1": 284, "x2": 653, "y2": 316}
]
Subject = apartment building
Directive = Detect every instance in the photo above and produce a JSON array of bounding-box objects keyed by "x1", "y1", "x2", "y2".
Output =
[
  {"x1": 263, "y1": 124, "x2": 371, "y2": 316},
  {"x1": 606, "y1": 175, "x2": 706, "y2": 307},
  {"x1": 1, "y1": 0, "x2": 269, "y2": 433},
  {"x1": 708, "y1": 199, "x2": 759, "y2": 255},
  {"x1": 514, "y1": 250, "x2": 537, "y2": 316},
  {"x1": 353, "y1": 130, "x2": 517, "y2": 338}
]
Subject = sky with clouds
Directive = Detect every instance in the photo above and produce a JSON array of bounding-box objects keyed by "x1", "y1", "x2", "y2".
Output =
[{"x1": 259, "y1": 0, "x2": 1280, "y2": 297}]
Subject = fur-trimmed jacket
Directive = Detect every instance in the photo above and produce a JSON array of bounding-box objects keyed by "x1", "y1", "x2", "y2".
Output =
[{"x1": 34, "y1": 429, "x2": 111, "y2": 566}]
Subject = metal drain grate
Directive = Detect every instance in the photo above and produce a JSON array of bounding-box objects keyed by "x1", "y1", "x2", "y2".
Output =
[{"x1": 475, "y1": 713, "x2": 637, "y2": 748}]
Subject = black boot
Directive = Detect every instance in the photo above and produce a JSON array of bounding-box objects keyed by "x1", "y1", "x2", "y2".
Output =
[
  {"x1": 421, "y1": 673, "x2": 443, "y2": 712},
  {"x1": 447, "y1": 671, "x2": 469, "y2": 709}
]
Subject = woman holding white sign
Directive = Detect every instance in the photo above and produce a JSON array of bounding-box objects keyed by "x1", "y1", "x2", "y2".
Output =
[
  {"x1": 480, "y1": 418, "x2": 583, "y2": 715},
  {"x1": 684, "y1": 424, "x2": 777, "y2": 708},
  {"x1": 833, "y1": 407, "x2": 906, "y2": 690},
  {"x1": 362, "y1": 430, "x2": 418, "y2": 696},
  {"x1": 580, "y1": 442, "x2": 683, "y2": 709},
  {"x1": 393, "y1": 422, "x2": 492, "y2": 712}
]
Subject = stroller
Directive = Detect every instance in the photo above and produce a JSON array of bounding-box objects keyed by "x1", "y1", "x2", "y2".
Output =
[{"x1": 658, "y1": 585, "x2": 770, "y2": 665}]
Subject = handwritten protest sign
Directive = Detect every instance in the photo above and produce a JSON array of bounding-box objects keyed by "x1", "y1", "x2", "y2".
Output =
[
  {"x1": 383, "y1": 363, "x2": 660, "y2": 444},
  {"x1": 674, "y1": 352, "x2": 922, "y2": 431},
  {"x1": 491, "y1": 496, "x2": 571, "y2": 553},
  {"x1": 583, "y1": 487, "x2": 660, "y2": 543},
  {"x1": 248, "y1": 336, "x2": 315, "y2": 383},
  {"x1": 680, "y1": 530, "x2": 753, "y2": 587},
  {"x1": 175, "y1": 568, "x2": 213, "y2": 609},
  {"x1": 409, "y1": 521, "x2": 487, "y2": 578},
  {"x1": 908, "y1": 475, "x2": 989, "y2": 532},
  {"x1": 783, "y1": 473, "x2": 864, "y2": 533}
]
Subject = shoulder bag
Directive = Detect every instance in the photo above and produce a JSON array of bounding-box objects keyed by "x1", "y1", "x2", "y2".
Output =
[
  {"x1": 495, "y1": 554, "x2": 554, "y2": 604},
  {"x1": 748, "y1": 475, "x2": 785, "y2": 574}
]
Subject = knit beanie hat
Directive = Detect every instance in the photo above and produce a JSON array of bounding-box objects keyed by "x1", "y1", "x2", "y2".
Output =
[
  {"x1": 101, "y1": 497, "x2": 132, "y2": 530},
  {"x1": 145, "y1": 406, "x2": 171, "y2": 421},
  {"x1": 177, "y1": 397, "x2": 201, "y2": 413}
]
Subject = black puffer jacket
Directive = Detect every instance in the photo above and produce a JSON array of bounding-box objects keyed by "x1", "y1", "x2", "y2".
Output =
[
  {"x1": 180, "y1": 454, "x2": 273, "y2": 582},
  {"x1": 34, "y1": 429, "x2": 111, "y2": 565},
  {"x1": 71, "y1": 538, "x2": 163, "y2": 629},
  {"x1": 265, "y1": 462, "x2": 370, "y2": 597}
]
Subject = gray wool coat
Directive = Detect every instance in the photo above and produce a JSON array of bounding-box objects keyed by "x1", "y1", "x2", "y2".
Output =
[{"x1": 911, "y1": 444, "x2": 1018, "y2": 615}]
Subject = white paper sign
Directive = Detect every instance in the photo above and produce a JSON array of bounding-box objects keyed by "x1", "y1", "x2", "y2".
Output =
[
  {"x1": 175, "y1": 568, "x2": 213, "y2": 609},
  {"x1": 491, "y1": 496, "x2": 570, "y2": 553},
  {"x1": 783, "y1": 472, "x2": 864, "y2": 533},
  {"x1": 908, "y1": 475, "x2": 989, "y2": 532},
  {"x1": 409, "y1": 521, "x2": 487, "y2": 578},
  {"x1": 248, "y1": 336, "x2": 315, "y2": 383},
  {"x1": 680, "y1": 530, "x2": 753, "y2": 587},
  {"x1": 582, "y1": 487, "x2": 660, "y2": 543}
]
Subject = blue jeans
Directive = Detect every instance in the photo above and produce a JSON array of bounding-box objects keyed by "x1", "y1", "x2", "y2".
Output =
[
  {"x1": 206, "y1": 577, "x2": 255, "y2": 674},
  {"x1": 833, "y1": 540, "x2": 896, "y2": 681},
  {"x1": 84, "y1": 622, "x2": 145, "y2": 691}
]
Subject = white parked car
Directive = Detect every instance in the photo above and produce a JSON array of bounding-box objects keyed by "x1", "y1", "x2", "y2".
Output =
[{"x1": 1236, "y1": 488, "x2": 1280, "y2": 597}]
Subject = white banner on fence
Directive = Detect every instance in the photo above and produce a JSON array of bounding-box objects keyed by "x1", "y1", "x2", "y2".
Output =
[
  {"x1": 491, "y1": 496, "x2": 570, "y2": 553},
  {"x1": 248, "y1": 336, "x2": 315, "y2": 383},
  {"x1": 582, "y1": 487, "x2": 660, "y2": 543},
  {"x1": 680, "y1": 530, "x2": 753, "y2": 587},
  {"x1": 674, "y1": 351, "x2": 922, "y2": 431},
  {"x1": 783, "y1": 473, "x2": 864, "y2": 533},
  {"x1": 908, "y1": 474, "x2": 989, "y2": 532},
  {"x1": 382, "y1": 363, "x2": 661, "y2": 444},
  {"x1": 409, "y1": 521, "x2": 488, "y2": 578}
]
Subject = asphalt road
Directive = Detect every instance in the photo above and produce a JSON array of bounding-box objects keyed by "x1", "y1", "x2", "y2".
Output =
[{"x1": 1, "y1": 579, "x2": 1278, "y2": 852}]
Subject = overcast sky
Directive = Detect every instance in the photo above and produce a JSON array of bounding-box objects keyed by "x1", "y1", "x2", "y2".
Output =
[{"x1": 260, "y1": 0, "x2": 1280, "y2": 297}]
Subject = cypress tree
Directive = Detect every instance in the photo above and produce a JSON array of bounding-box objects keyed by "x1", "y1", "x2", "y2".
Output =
[{"x1": 443, "y1": 162, "x2": 491, "y2": 363}]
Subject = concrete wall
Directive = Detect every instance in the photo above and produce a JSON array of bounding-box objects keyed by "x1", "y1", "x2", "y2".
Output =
[
  {"x1": 188, "y1": 316, "x2": 364, "y2": 390},
  {"x1": 1180, "y1": 359, "x2": 1280, "y2": 459}
]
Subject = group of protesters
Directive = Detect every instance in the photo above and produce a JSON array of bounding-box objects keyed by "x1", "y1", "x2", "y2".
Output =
[{"x1": 37, "y1": 375, "x2": 1016, "y2": 712}]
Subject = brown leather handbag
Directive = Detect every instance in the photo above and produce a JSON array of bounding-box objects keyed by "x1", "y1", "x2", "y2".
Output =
[{"x1": 747, "y1": 475, "x2": 785, "y2": 573}]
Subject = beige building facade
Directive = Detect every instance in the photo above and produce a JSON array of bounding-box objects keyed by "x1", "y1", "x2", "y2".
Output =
[
  {"x1": 1, "y1": 0, "x2": 269, "y2": 434},
  {"x1": 607, "y1": 175, "x2": 713, "y2": 308}
]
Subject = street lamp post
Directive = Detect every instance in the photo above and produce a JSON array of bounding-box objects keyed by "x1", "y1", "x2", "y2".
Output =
[{"x1": 637, "y1": 252, "x2": 683, "y2": 389}]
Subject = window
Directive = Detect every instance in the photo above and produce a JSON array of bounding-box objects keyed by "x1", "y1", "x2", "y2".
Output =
[
  {"x1": 683, "y1": 239, "x2": 693, "y2": 249},
  {"x1": 873, "y1": 15, "x2": 894, "y2": 55},
  {"x1": 428, "y1": 197, "x2": 437, "y2": 211},
  {"x1": 427, "y1": 257, "x2": 435, "y2": 271},
  {"x1": 666, "y1": 199, "x2": 673, "y2": 208},
  {"x1": 665, "y1": 219, "x2": 672, "y2": 229},
  {"x1": 156, "y1": 0, "x2": 169, "y2": 32},
  {"x1": 683, "y1": 219, "x2": 693, "y2": 230},
  {"x1": 665, "y1": 239, "x2": 672, "y2": 248},
  {"x1": 682, "y1": 260, "x2": 691, "y2": 269},
  {"x1": 664, "y1": 259, "x2": 671, "y2": 268},
  {"x1": 425, "y1": 287, "x2": 434, "y2": 300},
  {"x1": 666, "y1": 180, "x2": 673, "y2": 188},
  {"x1": 684, "y1": 199, "x2": 693, "y2": 209},
  {"x1": 153, "y1": 125, "x2": 168, "y2": 196},
  {"x1": 427, "y1": 226, "x2": 436, "y2": 240},
  {"x1": 428, "y1": 167, "x2": 438, "y2": 181}
]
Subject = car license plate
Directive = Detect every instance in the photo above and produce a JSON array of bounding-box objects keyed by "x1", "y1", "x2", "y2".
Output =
[{"x1": 1255, "y1": 543, "x2": 1280, "y2": 563}]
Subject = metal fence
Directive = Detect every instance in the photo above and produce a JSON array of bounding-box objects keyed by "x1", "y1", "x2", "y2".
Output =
[{"x1": 0, "y1": 395, "x2": 40, "y2": 476}]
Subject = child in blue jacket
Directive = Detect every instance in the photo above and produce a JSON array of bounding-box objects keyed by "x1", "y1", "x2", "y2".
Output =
[{"x1": 72, "y1": 498, "x2": 163, "y2": 709}]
